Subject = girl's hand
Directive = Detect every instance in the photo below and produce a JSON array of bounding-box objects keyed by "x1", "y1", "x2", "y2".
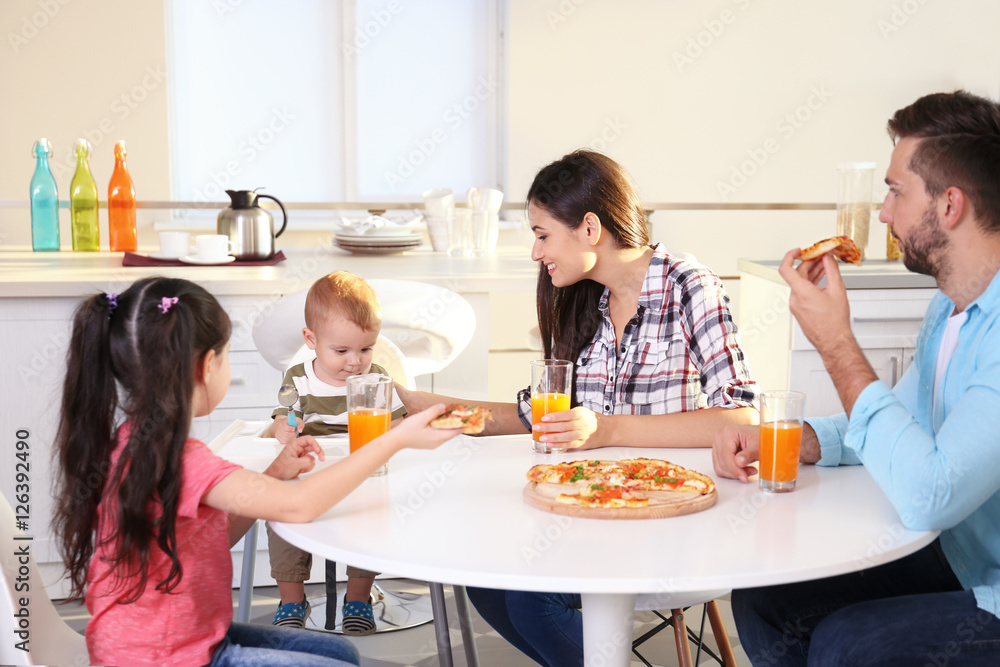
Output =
[
  {"x1": 533, "y1": 406, "x2": 602, "y2": 450},
  {"x1": 395, "y1": 404, "x2": 463, "y2": 450},
  {"x1": 712, "y1": 424, "x2": 759, "y2": 483},
  {"x1": 273, "y1": 414, "x2": 302, "y2": 445},
  {"x1": 266, "y1": 435, "x2": 325, "y2": 480}
]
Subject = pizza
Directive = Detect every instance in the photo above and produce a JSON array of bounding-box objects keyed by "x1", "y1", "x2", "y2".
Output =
[
  {"x1": 525, "y1": 458, "x2": 715, "y2": 512},
  {"x1": 799, "y1": 236, "x2": 863, "y2": 266},
  {"x1": 429, "y1": 404, "x2": 493, "y2": 434}
]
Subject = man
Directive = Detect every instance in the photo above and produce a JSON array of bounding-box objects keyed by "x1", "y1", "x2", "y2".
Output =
[{"x1": 714, "y1": 90, "x2": 1000, "y2": 665}]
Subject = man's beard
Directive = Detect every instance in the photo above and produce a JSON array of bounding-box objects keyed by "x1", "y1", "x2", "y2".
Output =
[{"x1": 898, "y1": 205, "x2": 948, "y2": 278}]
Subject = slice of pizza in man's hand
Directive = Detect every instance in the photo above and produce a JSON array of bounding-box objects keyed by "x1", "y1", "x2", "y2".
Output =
[{"x1": 799, "y1": 236, "x2": 863, "y2": 266}]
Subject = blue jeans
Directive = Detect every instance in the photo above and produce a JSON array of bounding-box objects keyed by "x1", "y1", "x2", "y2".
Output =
[
  {"x1": 207, "y1": 622, "x2": 360, "y2": 666},
  {"x1": 466, "y1": 587, "x2": 582, "y2": 667},
  {"x1": 734, "y1": 539, "x2": 1000, "y2": 666}
]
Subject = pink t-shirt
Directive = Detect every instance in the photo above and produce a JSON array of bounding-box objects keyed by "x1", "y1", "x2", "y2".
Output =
[{"x1": 86, "y1": 427, "x2": 241, "y2": 667}]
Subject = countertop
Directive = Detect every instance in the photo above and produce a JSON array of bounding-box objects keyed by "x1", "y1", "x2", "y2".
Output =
[
  {"x1": 0, "y1": 245, "x2": 540, "y2": 298},
  {"x1": 738, "y1": 257, "x2": 938, "y2": 290}
]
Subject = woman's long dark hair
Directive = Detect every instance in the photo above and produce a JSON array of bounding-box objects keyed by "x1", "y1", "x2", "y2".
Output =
[
  {"x1": 528, "y1": 149, "x2": 650, "y2": 365},
  {"x1": 53, "y1": 277, "x2": 231, "y2": 602}
]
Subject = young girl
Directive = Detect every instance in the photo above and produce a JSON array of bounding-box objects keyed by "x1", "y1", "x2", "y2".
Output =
[{"x1": 52, "y1": 277, "x2": 457, "y2": 667}]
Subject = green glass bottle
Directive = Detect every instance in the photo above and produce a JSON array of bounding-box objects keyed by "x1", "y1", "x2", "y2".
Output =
[{"x1": 70, "y1": 138, "x2": 99, "y2": 251}]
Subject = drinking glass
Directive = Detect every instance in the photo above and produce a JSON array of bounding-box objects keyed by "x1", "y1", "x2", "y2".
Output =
[
  {"x1": 346, "y1": 373, "x2": 393, "y2": 477},
  {"x1": 447, "y1": 210, "x2": 471, "y2": 256},
  {"x1": 759, "y1": 391, "x2": 806, "y2": 493},
  {"x1": 836, "y1": 162, "x2": 875, "y2": 260},
  {"x1": 530, "y1": 359, "x2": 573, "y2": 454}
]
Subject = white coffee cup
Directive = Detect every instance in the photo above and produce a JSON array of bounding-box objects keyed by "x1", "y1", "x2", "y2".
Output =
[
  {"x1": 195, "y1": 234, "x2": 236, "y2": 261},
  {"x1": 158, "y1": 231, "x2": 192, "y2": 259},
  {"x1": 422, "y1": 188, "x2": 455, "y2": 218},
  {"x1": 425, "y1": 216, "x2": 449, "y2": 252}
]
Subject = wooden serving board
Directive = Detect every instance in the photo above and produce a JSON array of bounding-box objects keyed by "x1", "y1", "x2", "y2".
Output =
[{"x1": 523, "y1": 482, "x2": 717, "y2": 520}]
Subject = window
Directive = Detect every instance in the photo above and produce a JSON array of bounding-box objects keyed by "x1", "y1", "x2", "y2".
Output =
[{"x1": 167, "y1": 0, "x2": 503, "y2": 210}]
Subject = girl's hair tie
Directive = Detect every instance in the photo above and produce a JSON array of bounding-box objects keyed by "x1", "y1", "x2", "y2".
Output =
[
  {"x1": 158, "y1": 296, "x2": 179, "y2": 314},
  {"x1": 106, "y1": 292, "x2": 118, "y2": 315}
]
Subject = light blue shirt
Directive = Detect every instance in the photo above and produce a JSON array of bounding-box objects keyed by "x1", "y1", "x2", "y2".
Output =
[{"x1": 807, "y1": 269, "x2": 1000, "y2": 617}]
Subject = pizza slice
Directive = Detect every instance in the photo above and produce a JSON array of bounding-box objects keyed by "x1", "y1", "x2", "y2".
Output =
[
  {"x1": 799, "y1": 236, "x2": 861, "y2": 266},
  {"x1": 429, "y1": 404, "x2": 493, "y2": 434},
  {"x1": 556, "y1": 484, "x2": 651, "y2": 509},
  {"x1": 799, "y1": 236, "x2": 862, "y2": 266},
  {"x1": 616, "y1": 458, "x2": 715, "y2": 494}
]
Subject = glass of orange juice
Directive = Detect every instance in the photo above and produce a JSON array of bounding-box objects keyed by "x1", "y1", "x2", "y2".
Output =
[
  {"x1": 759, "y1": 390, "x2": 806, "y2": 493},
  {"x1": 530, "y1": 359, "x2": 573, "y2": 454},
  {"x1": 346, "y1": 373, "x2": 393, "y2": 477}
]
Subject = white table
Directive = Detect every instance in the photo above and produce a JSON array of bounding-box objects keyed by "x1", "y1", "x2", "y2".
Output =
[
  {"x1": 212, "y1": 423, "x2": 480, "y2": 666},
  {"x1": 262, "y1": 433, "x2": 937, "y2": 667}
]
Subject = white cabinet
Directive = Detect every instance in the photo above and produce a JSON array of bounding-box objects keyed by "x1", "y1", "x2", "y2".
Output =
[{"x1": 738, "y1": 265, "x2": 936, "y2": 418}]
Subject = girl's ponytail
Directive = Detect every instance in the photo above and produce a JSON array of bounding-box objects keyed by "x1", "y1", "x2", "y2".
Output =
[{"x1": 53, "y1": 293, "x2": 120, "y2": 600}]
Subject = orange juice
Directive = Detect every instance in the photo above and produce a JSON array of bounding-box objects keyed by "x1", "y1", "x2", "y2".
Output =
[
  {"x1": 531, "y1": 392, "x2": 570, "y2": 442},
  {"x1": 348, "y1": 408, "x2": 391, "y2": 453},
  {"x1": 759, "y1": 420, "x2": 803, "y2": 482}
]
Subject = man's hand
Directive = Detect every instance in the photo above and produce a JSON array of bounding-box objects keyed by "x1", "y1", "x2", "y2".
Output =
[
  {"x1": 777, "y1": 249, "x2": 854, "y2": 354},
  {"x1": 265, "y1": 436, "x2": 325, "y2": 480},
  {"x1": 777, "y1": 248, "x2": 878, "y2": 417},
  {"x1": 712, "y1": 424, "x2": 760, "y2": 483}
]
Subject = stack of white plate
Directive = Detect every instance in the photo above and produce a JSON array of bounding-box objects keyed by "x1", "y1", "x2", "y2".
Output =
[{"x1": 333, "y1": 230, "x2": 423, "y2": 255}]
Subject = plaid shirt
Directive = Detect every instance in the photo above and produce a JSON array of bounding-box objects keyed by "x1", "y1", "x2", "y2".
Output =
[{"x1": 518, "y1": 245, "x2": 757, "y2": 425}]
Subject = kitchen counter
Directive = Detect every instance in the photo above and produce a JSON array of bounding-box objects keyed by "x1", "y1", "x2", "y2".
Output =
[
  {"x1": 738, "y1": 257, "x2": 937, "y2": 289},
  {"x1": 0, "y1": 244, "x2": 540, "y2": 297}
]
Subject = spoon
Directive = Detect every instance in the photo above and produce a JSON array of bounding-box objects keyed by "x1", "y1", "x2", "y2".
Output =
[{"x1": 278, "y1": 383, "x2": 299, "y2": 431}]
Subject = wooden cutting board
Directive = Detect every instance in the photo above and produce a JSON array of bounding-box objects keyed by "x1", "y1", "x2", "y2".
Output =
[{"x1": 523, "y1": 482, "x2": 717, "y2": 520}]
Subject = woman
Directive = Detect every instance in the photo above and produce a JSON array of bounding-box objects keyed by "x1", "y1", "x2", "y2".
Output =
[{"x1": 399, "y1": 149, "x2": 758, "y2": 665}]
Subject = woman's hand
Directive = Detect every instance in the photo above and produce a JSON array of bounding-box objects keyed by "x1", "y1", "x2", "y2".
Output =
[
  {"x1": 273, "y1": 414, "x2": 302, "y2": 445},
  {"x1": 265, "y1": 435, "x2": 325, "y2": 480},
  {"x1": 712, "y1": 424, "x2": 759, "y2": 483},
  {"x1": 533, "y1": 406, "x2": 603, "y2": 450}
]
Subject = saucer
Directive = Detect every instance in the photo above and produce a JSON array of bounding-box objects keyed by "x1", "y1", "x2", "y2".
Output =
[
  {"x1": 149, "y1": 251, "x2": 185, "y2": 260},
  {"x1": 179, "y1": 254, "x2": 236, "y2": 265}
]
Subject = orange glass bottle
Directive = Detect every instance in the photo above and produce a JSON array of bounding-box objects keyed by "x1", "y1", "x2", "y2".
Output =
[{"x1": 108, "y1": 140, "x2": 137, "y2": 252}]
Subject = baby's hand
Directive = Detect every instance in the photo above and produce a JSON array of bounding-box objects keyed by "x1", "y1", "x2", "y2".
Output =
[
  {"x1": 273, "y1": 413, "x2": 302, "y2": 445},
  {"x1": 397, "y1": 404, "x2": 463, "y2": 450}
]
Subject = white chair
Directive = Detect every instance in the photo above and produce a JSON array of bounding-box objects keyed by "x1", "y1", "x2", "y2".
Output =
[
  {"x1": 251, "y1": 278, "x2": 476, "y2": 389},
  {"x1": 0, "y1": 493, "x2": 89, "y2": 666}
]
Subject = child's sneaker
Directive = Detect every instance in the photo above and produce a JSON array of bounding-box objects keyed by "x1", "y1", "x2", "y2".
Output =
[
  {"x1": 272, "y1": 595, "x2": 310, "y2": 629},
  {"x1": 341, "y1": 598, "x2": 376, "y2": 636}
]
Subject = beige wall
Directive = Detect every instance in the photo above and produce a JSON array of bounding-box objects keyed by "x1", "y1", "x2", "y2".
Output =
[
  {"x1": 506, "y1": 0, "x2": 1000, "y2": 274},
  {"x1": 1, "y1": 0, "x2": 170, "y2": 247},
  {"x1": 3, "y1": 0, "x2": 1000, "y2": 263}
]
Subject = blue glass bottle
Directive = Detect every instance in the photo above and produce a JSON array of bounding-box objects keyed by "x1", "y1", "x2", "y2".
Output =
[{"x1": 30, "y1": 138, "x2": 60, "y2": 251}]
